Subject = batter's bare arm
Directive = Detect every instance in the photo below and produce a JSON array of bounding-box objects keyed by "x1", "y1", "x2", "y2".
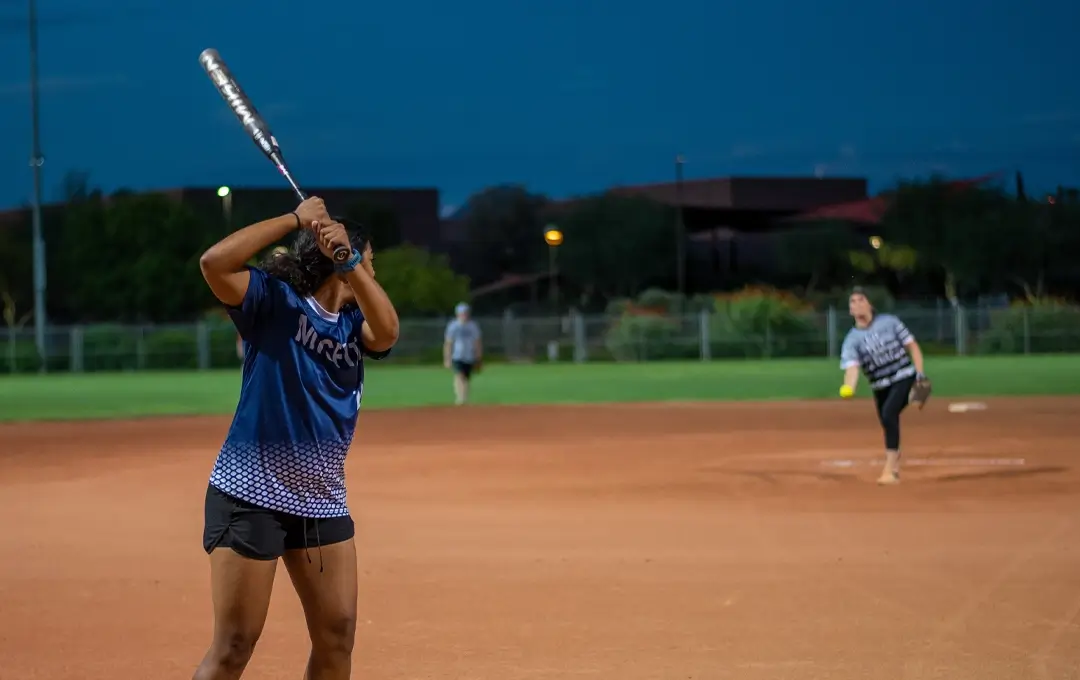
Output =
[
  {"x1": 342, "y1": 265, "x2": 399, "y2": 353},
  {"x1": 199, "y1": 197, "x2": 329, "y2": 306}
]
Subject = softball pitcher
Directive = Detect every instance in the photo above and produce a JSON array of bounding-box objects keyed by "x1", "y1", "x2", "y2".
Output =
[{"x1": 839, "y1": 288, "x2": 932, "y2": 485}]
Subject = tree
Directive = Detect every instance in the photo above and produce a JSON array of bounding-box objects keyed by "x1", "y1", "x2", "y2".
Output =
[
  {"x1": 847, "y1": 240, "x2": 919, "y2": 293},
  {"x1": 774, "y1": 222, "x2": 857, "y2": 295},
  {"x1": 372, "y1": 244, "x2": 470, "y2": 317},
  {"x1": 60, "y1": 191, "x2": 212, "y2": 321},
  {"x1": 459, "y1": 185, "x2": 549, "y2": 285},
  {"x1": 880, "y1": 177, "x2": 1019, "y2": 300},
  {"x1": 1021, "y1": 185, "x2": 1080, "y2": 299},
  {"x1": 555, "y1": 193, "x2": 676, "y2": 301},
  {"x1": 0, "y1": 211, "x2": 31, "y2": 320}
]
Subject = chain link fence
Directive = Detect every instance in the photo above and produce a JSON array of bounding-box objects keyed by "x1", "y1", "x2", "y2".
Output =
[{"x1": 3, "y1": 304, "x2": 1079, "y2": 373}]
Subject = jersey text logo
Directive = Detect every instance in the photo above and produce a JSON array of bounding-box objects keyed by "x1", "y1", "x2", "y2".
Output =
[{"x1": 295, "y1": 315, "x2": 362, "y2": 368}]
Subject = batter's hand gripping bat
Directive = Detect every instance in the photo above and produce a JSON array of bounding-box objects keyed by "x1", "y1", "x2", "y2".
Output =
[{"x1": 198, "y1": 48, "x2": 351, "y2": 263}]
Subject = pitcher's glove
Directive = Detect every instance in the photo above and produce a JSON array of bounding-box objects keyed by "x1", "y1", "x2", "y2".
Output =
[{"x1": 909, "y1": 373, "x2": 932, "y2": 410}]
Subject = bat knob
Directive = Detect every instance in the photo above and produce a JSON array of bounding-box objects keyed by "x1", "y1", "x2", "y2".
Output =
[{"x1": 333, "y1": 246, "x2": 351, "y2": 263}]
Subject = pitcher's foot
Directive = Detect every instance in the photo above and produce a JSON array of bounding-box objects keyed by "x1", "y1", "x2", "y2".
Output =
[{"x1": 877, "y1": 469, "x2": 900, "y2": 485}]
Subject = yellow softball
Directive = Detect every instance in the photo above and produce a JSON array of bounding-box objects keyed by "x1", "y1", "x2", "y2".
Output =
[{"x1": 839, "y1": 385, "x2": 854, "y2": 399}]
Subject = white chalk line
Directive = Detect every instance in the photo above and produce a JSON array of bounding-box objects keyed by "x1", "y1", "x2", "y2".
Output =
[{"x1": 821, "y1": 457, "x2": 1026, "y2": 468}]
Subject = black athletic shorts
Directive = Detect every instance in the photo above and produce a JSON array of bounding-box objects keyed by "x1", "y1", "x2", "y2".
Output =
[
  {"x1": 202, "y1": 485, "x2": 355, "y2": 561},
  {"x1": 452, "y1": 360, "x2": 474, "y2": 379}
]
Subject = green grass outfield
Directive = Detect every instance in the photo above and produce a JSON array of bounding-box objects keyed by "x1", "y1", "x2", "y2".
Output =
[{"x1": 1, "y1": 355, "x2": 1078, "y2": 423}]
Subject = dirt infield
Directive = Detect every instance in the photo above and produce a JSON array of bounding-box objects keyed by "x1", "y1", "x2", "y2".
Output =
[{"x1": 2, "y1": 397, "x2": 1079, "y2": 679}]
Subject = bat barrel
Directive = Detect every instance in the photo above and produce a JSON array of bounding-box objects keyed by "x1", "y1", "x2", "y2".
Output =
[{"x1": 200, "y1": 48, "x2": 348, "y2": 262}]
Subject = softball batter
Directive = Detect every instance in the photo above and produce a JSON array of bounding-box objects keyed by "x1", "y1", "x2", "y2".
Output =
[
  {"x1": 839, "y1": 288, "x2": 931, "y2": 485},
  {"x1": 194, "y1": 197, "x2": 399, "y2": 679}
]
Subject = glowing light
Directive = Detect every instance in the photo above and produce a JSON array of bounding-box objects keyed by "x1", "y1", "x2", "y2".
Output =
[
  {"x1": 543, "y1": 228, "x2": 564, "y2": 247},
  {"x1": 217, "y1": 186, "x2": 231, "y2": 197},
  {"x1": 869, "y1": 236, "x2": 883, "y2": 250}
]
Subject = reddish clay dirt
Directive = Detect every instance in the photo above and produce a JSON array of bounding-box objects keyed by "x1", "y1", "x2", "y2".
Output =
[{"x1": 1, "y1": 397, "x2": 1079, "y2": 679}]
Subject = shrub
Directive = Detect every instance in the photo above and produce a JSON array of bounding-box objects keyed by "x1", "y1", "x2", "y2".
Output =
[
  {"x1": 710, "y1": 286, "x2": 824, "y2": 358},
  {"x1": 976, "y1": 299, "x2": 1080, "y2": 354},
  {"x1": 144, "y1": 327, "x2": 199, "y2": 369},
  {"x1": 603, "y1": 286, "x2": 826, "y2": 361},
  {"x1": 81, "y1": 324, "x2": 139, "y2": 371},
  {"x1": 603, "y1": 312, "x2": 697, "y2": 361},
  {"x1": 209, "y1": 324, "x2": 243, "y2": 368}
]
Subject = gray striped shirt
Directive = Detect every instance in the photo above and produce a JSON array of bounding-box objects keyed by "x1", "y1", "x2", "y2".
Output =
[{"x1": 840, "y1": 314, "x2": 916, "y2": 389}]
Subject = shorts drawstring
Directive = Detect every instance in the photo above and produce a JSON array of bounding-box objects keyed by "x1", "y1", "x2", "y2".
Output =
[{"x1": 302, "y1": 518, "x2": 325, "y2": 573}]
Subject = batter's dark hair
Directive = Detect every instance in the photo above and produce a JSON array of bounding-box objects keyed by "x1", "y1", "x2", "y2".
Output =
[{"x1": 261, "y1": 217, "x2": 370, "y2": 297}]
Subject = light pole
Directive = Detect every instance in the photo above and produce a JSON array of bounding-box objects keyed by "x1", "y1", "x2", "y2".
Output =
[
  {"x1": 675, "y1": 154, "x2": 686, "y2": 296},
  {"x1": 28, "y1": 0, "x2": 47, "y2": 370},
  {"x1": 543, "y1": 225, "x2": 563, "y2": 312},
  {"x1": 217, "y1": 186, "x2": 233, "y2": 227}
]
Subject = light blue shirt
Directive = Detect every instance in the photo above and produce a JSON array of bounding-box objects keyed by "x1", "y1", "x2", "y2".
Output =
[
  {"x1": 445, "y1": 318, "x2": 481, "y2": 363},
  {"x1": 840, "y1": 313, "x2": 915, "y2": 390}
]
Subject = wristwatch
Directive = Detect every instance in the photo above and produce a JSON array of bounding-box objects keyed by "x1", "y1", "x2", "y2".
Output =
[{"x1": 335, "y1": 248, "x2": 363, "y2": 274}]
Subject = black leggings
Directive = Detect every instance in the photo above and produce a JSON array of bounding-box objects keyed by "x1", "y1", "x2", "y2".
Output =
[{"x1": 872, "y1": 376, "x2": 916, "y2": 451}]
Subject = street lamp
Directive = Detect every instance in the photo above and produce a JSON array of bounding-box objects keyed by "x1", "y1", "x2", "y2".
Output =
[
  {"x1": 28, "y1": 0, "x2": 47, "y2": 371},
  {"x1": 675, "y1": 155, "x2": 686, "y2": 296},
  {"x1": 217, "y1": 186, "x2": 233, "y2": 226},
  {"x1": 543, "y1": 226, "x2": 563, "y2": 312}
]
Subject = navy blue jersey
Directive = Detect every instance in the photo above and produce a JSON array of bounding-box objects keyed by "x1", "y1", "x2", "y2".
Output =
[{"x1": 209, "y1": 267, "x2": 388, "y2": 518}]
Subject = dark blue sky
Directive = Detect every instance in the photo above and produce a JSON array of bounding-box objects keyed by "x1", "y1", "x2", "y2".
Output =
[{"x1": 2, "y1": 0, "x2": 1077, "y2": 214}]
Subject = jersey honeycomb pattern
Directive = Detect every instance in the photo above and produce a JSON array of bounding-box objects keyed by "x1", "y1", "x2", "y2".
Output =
[
  {"x1": 208, "y1": 267, "x2": 389, "y2": 518},
  {"x1": 210, "y1": 441, "x2": 351, "y2": 518}
]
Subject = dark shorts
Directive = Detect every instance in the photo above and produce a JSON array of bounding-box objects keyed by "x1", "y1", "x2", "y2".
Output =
[
  {"x1": 452, "y1": 360, "x2": 474, "y2": 379},
  {"x1": 203, "y1": 485, "x2": 355, "y2": 561}
]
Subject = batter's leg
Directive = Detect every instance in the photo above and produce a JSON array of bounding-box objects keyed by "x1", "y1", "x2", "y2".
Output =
[
  {"x1": 192, "y1": 549, "x2": 278, "y2": 679},
  {"x1": 283, "y1": 527, "x2": 358, "y2": 680},
  {"x1": 193, "y1": 486, "x2": 284, "y2": 679}
]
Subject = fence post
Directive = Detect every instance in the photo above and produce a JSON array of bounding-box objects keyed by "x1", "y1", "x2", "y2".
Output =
[
  {"x1": 572, "y1": 312, "x2": 587, "y2": 363},
  {"x1": 501, "y1": 310, "x2": 516, "y2": 362},
  {"x1": 196, "y1": 322, "x2": 210, "y2": 370},
  {"x1": 826, "y1": 306, "x2": 837, "y2": 358},
  {"x1": 936, "y1": 299, "x2": 944, "y2": 342},
  {"x1": 5, "y1": 327, "x2": 13, "y2": 373},
  {"x1": 1022, "y1": 307, "x2": 1030, "y2": 355},
  {"x1": 699, "y1": 309, "x2": 711, "y2": 361},
  {"x1": 70, "y1": 325, "x2": 84, "y2": 373},
  {"x1": 953, "y1": 304, "x2": 966, "y2": 356},
  {"x1": 135, "y1": 326, "x2": 148, "y2": 370}
]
